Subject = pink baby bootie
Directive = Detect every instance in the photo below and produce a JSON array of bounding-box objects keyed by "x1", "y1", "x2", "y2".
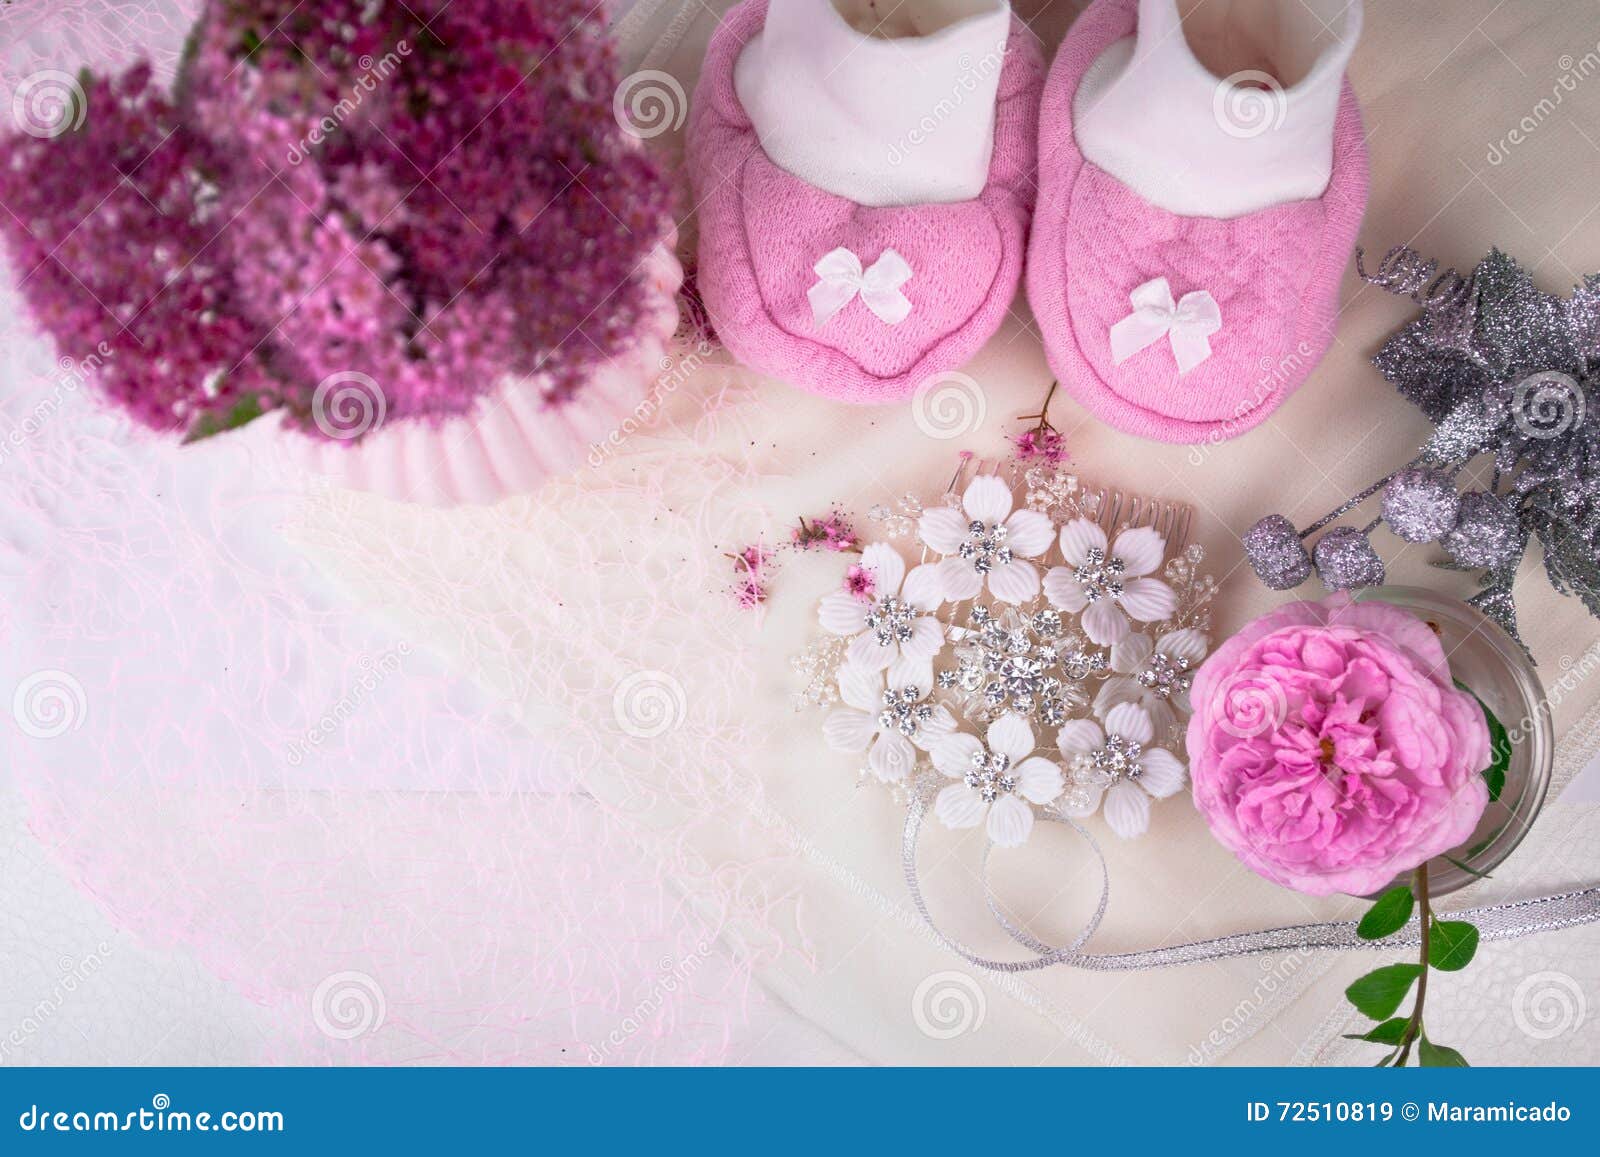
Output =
[
  {"x1": 1028, "y1": 0, "x2": 1368, "y2": 443},
  {"x1": 687, "y1": 0, "x2": 1044, "y2": 404}
]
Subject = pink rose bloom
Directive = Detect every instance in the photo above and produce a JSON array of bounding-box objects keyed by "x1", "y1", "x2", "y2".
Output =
[{"x1": 1186, "y1": 594, "x2": 1490, "y2": 897}]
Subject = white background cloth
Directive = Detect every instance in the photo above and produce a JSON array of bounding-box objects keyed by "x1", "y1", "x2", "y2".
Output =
[{"x1": 4, "y1": 0, "x2": 1600, "y2": 1066}]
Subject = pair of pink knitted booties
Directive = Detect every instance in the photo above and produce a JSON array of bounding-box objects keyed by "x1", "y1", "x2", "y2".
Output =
[{"x1": 687, "y1": 0, "x2": 1368, "y2": 444}]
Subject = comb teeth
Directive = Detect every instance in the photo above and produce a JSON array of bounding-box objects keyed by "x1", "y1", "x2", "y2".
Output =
[
  {"x1": 1088, "y1": 486, "x2": 1193, "y2": 556},
  {"x1": 940, "y1": 457, "x2": 1192, "y2": 557}
]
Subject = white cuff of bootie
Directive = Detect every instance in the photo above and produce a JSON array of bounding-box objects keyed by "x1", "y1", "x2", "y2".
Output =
[
  {"x1": 1075, "y1": 0, "x2": 1362, "y2": 218},
  {"x1": 734, "y1": 0, "x2": 1012, "y2": 207}
]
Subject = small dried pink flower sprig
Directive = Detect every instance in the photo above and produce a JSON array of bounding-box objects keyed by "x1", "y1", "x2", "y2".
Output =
[
  {"x1": 0, "y1": 0, "x2": 672, "y2": 442},
  {"x1": 793, "y1": 512, "x2": 859, "y2": 553},
  {"x1": 727, "y1": 546, "x2": 773, "y2": 610},
  {"x1": 1012, "y1": 381, "x2": 1070, "y2": 466}
]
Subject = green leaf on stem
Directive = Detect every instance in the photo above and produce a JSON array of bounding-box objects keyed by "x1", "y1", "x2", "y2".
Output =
[
  {"x1": 1345, "y1": 963, "x2": 1424, "y2": 1020},
  {"x1": 1419, "y1": 1037, "x2": 1471, "y2": 1067},
  {"x1": 1357, "y1": 886, "x2": 1415, "y2": 940},
  {"x1": 1454, "y1": 679, "x2": 1510, "y2": 802},
  {"x1": 1343, "y1": 1017, "x2": 1410, "y2": 1045},
  {"x1": 1428, "y1": 920, "x2": 1480, "y2": 971}
]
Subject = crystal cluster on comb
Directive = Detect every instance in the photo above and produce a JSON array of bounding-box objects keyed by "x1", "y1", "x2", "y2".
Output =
[{"x1": 805, "y1": 453, "x2": 1217, "y2": 845}]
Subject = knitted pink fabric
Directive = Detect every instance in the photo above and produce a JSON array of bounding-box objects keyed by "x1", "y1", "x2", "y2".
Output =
[
  {"x1": 687, "y1": 0, "x2": 1044, "y2": 404},
  {"x1": 1028, "y1": 0, "x2": 1369, "y2": 443}
]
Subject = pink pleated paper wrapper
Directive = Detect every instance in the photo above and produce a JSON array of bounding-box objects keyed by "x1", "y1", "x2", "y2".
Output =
[{"x1": 282, "y1": 240, "x2": 684, "y2": 506}]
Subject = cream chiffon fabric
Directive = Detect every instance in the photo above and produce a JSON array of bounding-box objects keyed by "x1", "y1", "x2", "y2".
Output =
[{"x1": 291, "y1": 1, "x2": 1600, "y2": 1063}]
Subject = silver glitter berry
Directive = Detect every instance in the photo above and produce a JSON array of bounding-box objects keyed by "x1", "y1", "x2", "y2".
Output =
[
  {"x1": 1313, "y1": 526, "x2": 1387, "y2": 591},
  {"x1": 1243, "y1": 514, "x2": 1313, "y2": 590},
  {"x1": 1442, "y1": 491, "x2": 1523, "y2": 569},
  {"x1": 1381, "y1": 467, "x2": 1461, "y2": 543}
]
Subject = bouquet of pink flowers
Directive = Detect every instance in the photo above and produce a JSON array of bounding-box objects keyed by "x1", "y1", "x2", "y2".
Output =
[{"x1": 0, "y1": 0, "x2": 671, "y2": 442}]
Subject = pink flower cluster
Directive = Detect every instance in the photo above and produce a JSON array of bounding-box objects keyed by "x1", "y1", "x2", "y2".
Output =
[
  {"x1": 0, "y1": 0, "x2": 670, "y2": 441},
  {"x1": 1187, "y1": 595, "x2": 1490, "y2": 897}
]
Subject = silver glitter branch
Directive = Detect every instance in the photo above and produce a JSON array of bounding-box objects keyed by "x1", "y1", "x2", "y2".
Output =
[{"x1": 1245, "y1": 246, "x2": 1600, "y2": 649}]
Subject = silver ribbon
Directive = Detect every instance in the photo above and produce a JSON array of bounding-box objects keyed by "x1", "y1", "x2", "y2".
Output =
[{"x1": 903, "y1": 774, "x2": 1600, "y2": 972}]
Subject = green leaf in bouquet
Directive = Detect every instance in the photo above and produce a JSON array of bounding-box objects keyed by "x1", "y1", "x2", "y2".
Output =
[
  {"x1": 182, "y1": 392, "x2": 265, "y2": 444},
  {"x1": 1345, "y1": 964, "x2": 1424, "y2": 1020},
  {"x1": 1357, "y1": 886, "x2": 1415, "y2": 941}
]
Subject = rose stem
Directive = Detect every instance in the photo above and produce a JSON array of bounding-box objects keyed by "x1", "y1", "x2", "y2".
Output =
[{"x1": 1395, "y1": 862, "x2": 1431, "y2": 1066}]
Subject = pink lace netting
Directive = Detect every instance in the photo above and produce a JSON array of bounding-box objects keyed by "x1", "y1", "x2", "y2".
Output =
[{"x1": 1, "y1": 1, "x2": 809, "y2": 1064}]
